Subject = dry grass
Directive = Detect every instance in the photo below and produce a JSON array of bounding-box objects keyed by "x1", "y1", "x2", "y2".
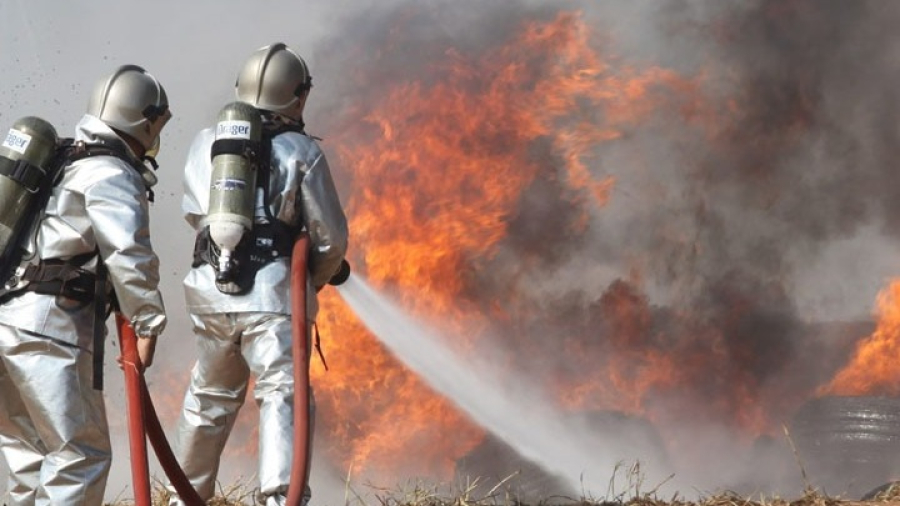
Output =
[
  {"x1": 104, "y1": 476, "x2": 257, "y2": 506},
  {"x1": 101, "y1": 487, "x2": 900, "y2": 506},
  {"x1": 98, "y1": 476, "x2": 900, "y2": 506},
  {"x1": 100, "y1": 447, "x2": 900, "y2": 506}
]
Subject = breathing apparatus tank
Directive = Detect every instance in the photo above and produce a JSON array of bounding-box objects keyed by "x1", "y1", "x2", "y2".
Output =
[
  {"x1": 207, "y1": 101, "x2": 262, "y2": 292},
  {"x1": 0, "y1": 117, "x2": 60, "y2": 285}
]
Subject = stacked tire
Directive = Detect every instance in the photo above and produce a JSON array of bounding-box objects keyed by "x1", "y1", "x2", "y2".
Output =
[{"x1": 790, "y1": 396, "x2": 900, "y2": 499}]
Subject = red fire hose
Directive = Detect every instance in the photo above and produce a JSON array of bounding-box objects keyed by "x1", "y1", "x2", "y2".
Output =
[
  {"x1": 286, "y1": 233, "x2": 311, "y2": 506},
  {"x1": 117, "y1": 314, "x2": 206, "y2": 506},
  {"x1": 117, "y1": 234, "x2": 312, "y2": 506},
  {"x1": 115, "y1": 312, "x2": 152, "y2": 506},
  {"x1": 141, "y1": 378, "x2": 206, "y2": 506}
]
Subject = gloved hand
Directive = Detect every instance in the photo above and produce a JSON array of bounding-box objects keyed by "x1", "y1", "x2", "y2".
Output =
[{"x1": 328, "y1": 259, "x2": 351, "y2": 286}]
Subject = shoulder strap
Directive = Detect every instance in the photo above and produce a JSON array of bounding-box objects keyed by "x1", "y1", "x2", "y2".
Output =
[
  {"x1": 257, "y1": 119, "x2": 308, "y2": 225},
  {"x1": 62, "y1": 138, "x2": 133, "y2": 165},
  {"x1": 57, "y1": 138, "x2": 157, "y2": 202},
  {"x1": 257, "y1": 129, "x2": 276, "y2": 223},
  {"x1": 92, "y1": 257, "x2": 108, "y2": 390}
]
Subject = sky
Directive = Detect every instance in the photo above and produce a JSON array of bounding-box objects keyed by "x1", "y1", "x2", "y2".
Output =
[{"x1": 4, "y1": 0, "x2": 900, "y2": 503}]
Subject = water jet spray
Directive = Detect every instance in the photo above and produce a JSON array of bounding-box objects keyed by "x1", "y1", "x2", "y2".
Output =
[{"x1": 337, "y1": 273, "x2": 660, "y2": 496}]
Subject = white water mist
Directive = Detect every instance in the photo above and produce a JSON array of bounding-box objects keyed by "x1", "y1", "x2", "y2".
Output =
[{"x1": 338, "y1": 273, "x2": 665, "y2": 496}]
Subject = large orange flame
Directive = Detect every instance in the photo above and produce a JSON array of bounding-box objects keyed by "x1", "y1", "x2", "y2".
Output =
[{"x1": 312, "y1": 10, "x2": 694, "y2": 481}]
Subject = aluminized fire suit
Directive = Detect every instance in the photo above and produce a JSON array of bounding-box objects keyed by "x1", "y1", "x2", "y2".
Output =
[
  {"x1": 0, "y1": 114, "x2": 167, "y2": 506},
  {"x1": 171, "y1": 124, "x2": 347, "y2": 506}
]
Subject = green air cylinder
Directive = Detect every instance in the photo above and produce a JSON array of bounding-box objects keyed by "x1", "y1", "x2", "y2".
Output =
[
  {"x1": 0, "y1": 117, "x2": 59, "y2": 281},
  {"x1": 207, "y1": 101, "x2": 262, "y2": 284}
]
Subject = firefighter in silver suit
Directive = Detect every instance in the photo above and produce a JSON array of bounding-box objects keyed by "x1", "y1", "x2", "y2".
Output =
[
  {"x1": 0, "y1": 65, "x2": 171, "y2": 506},
  {"x1": 169, "y1": 43, "x2": 348, "y2": 506}
]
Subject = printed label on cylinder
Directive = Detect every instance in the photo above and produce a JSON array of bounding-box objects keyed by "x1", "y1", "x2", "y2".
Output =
[
  {"x1": 3, "y1": 129, "x2": 32, "y2": 154},
  {"x1": 215, "y1": 121, "x2": 253, "y2": 140}
]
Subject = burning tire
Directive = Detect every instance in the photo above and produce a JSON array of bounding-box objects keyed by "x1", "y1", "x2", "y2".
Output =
[{"x1": 790, "y1": 395, "x2": 900, "y2": 499}]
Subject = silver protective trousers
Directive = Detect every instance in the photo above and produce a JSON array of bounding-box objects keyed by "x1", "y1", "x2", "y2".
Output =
[
  {"x1": 0, "y1": 323, "x2": 111, "y2": 506},
  {"x1": 169, "y1": 312, "x2": 313, "y2": 506}
]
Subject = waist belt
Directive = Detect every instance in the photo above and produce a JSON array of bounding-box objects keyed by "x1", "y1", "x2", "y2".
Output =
[
  {"x1": 0, "y1": 251, "x2": 110, "y2": 391},
  {"x1": 193, "y1": 221, "x2": 297, "y2": 295},
  {"x1": 9, "y1": 252, "x2": 98, "y2": 303}
]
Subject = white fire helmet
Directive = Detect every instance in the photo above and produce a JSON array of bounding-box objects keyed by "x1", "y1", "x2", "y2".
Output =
[
  {"x1": 235, "y1": 42, "x2": 312, "y2": 121},
  {"x1": 87, "y1": 64, "x2": 171, "y2": 152}
]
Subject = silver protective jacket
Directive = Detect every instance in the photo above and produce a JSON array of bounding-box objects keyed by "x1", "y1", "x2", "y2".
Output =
[
  {"x1": 182, "y1": 126, "x2": 348, "y2": 317},
  {"x1": 0, "y1": 114, "x2": 167, "y2": 345}
]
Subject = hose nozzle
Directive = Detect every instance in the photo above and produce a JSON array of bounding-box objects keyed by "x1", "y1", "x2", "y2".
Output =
[{"x1": 328, "y1": 259, "x2": 351, "y2": 286}]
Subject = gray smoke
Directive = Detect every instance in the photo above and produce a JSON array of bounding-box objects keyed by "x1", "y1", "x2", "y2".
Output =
[
  {"x1": 309, "y1": 0, "x2": 900, "y2": 496},
  {"x1": 3, "y1": 0, "x2": 900, "y2": 502}
]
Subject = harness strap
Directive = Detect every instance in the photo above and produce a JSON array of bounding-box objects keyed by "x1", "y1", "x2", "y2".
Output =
[
  {"x1": 0, "y1": 157, "x2": 47, "y2": 193},
  {"x1": 65, "y1": 139, "x2": 157, "y2": 202},
  {"x1": 65, "y1": 141, "x2": 134, "y2": 164},
  {"x1": 258, "y1": 115, "x2": 307, "y2": 224},
  {"x1": 12, "y1": 252, "x2": 98, "y2": 303},
  {"x1": 193, "y1": 221, "x2": 297, "y2": 267},
  {"x1": 92, "y1": 259, "x2": 108, "y2": 390},
  {"x1": 210, "y1": 138, "x2": 260, "y2": 161}
]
